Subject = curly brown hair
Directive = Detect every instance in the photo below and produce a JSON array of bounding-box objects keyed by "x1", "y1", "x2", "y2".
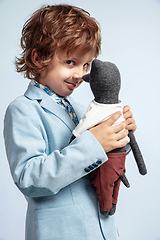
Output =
[{"x1": 15, "y1": 4, "x2": 101, "y2": 80}]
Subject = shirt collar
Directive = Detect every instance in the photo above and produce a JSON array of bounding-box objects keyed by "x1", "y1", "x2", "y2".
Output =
[{"x1": 30, "y1": 80, "x2": 68, "y2": 103}]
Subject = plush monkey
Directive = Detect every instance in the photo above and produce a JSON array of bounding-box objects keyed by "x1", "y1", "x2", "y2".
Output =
[{"x1": 71, "y1": 59, "x2": 147, "y2": 217}]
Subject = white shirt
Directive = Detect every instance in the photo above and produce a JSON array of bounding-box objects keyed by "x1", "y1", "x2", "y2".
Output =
[{"x1": 73, "y1": 100, "x2": 130, "y2": 143}]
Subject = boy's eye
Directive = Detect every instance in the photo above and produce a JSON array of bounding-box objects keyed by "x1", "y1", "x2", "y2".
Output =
[
  {"x1": 84, "y1": 63, "x2": 91, "y2": 71},
  {"x1": 66, "y1": 60, "x2": 74, "y2": 66},
  {"x1": 84, "y1": 63, "x2": 89, "y2": 68}
]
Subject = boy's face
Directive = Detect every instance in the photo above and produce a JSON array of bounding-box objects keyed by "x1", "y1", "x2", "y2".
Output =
[{"x1": 38, "y1": 48, "x2": 94, "y2": 97}]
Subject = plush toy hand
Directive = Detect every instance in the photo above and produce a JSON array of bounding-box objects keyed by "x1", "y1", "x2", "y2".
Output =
[{"x1": 119, "y1": 171, "x2": 130, "y2": 188}]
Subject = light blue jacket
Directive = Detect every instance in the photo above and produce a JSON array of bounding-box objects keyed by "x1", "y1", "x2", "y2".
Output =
[{"x1": 4, "y1": 84, "x2": 119, "y2": 240}]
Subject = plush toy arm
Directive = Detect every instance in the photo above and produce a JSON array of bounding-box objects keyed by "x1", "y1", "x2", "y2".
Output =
[
  {"x1": 128, "y1": 130, "x2": 147, "y2": 175},
  {"x1": 120, "y1": 171, "x2": 130, "y2": 188}
]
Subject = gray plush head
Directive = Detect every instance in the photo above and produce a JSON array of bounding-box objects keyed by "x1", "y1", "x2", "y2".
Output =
[{"x1": 83, "y1": 59, "x2": 121, "y2": 104}]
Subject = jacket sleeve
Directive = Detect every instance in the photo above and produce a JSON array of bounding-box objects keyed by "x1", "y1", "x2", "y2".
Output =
[{"x1": 3, "y1": 100, "x2": 107, "y2": 198}]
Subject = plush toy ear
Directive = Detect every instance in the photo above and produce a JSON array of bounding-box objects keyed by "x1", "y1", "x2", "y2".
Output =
[{"x1": 82, "y1": 73, "x2": 90, "y2": 82}]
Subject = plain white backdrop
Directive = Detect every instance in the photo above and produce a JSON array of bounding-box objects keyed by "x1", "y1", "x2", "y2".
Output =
[{"x1": 0, "y1": 0, "x2": 160, "y2": 239}]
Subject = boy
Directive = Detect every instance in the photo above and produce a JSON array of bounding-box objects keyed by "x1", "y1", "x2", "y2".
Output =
[{"x1": 4, "y1": 5, "x2": 136, "y2": 240}]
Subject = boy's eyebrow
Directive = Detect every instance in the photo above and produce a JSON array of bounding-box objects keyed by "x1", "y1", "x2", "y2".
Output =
[{"x1": 67, "y1": 56, "x2": 93, "y2": 63}]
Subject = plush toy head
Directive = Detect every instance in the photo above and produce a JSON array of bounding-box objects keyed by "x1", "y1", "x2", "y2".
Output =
[{"x1": 83, "y1": 59, "x2": 121, "y2": 104}]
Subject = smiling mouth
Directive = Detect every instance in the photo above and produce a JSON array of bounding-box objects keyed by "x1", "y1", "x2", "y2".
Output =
[{"x1": 65, "y1": 81, "x2": 77, "y2": 89}]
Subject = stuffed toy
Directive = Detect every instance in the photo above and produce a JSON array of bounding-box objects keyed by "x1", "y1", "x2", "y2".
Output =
[{"x1": 70, "y1": 59, "x2": 147, "y2": 217}]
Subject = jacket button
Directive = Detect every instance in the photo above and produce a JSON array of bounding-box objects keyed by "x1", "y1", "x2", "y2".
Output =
[
  {"x1": 84, "y1": 167, "x2": 90, "y2": 173},
  {"x1": 88, "y1": 165, "x2": 94, "y2": 170},
  {"x1": 96, "y1": 159, "x2": 102, "y2": 165},
  {"x1": 93, "y1": 162, "x2": 99, "y2": 168}
]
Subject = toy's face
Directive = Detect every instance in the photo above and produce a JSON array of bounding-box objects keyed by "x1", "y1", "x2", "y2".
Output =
[{"x1": 83, "y1": 59, "x2": 121, "y2": 104}]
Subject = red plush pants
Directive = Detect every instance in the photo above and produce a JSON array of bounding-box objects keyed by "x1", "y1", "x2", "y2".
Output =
[{"x1": 90, "y1": 152, "x2": 126, "y2": 212}]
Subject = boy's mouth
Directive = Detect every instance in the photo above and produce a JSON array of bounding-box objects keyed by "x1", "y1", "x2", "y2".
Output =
[{"x1": 65, "y1": 80, "x2": 79, "y2": 89}]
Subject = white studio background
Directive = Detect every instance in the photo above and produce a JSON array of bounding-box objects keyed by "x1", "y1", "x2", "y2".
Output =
[{"x1": 0, "y1": 0, "x2": 159, "y2": 239}]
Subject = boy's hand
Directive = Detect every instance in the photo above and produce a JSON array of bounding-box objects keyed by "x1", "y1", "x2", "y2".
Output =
[
  {"x1": 123, "y1": 105, "x2": 137, "y2": 133},
  {"x1": 89, "y1": 112, "x2": 128, "y2": 153}
]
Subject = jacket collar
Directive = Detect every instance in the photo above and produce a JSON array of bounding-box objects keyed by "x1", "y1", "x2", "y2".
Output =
[{"x1": 24, "y1": 84, "x2": 84, "y2": 132}]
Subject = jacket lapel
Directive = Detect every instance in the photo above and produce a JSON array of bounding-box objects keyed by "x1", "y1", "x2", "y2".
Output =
[
  {"x1": 24, "y1": 84, "x2": 76, "y2": 131},
  {"x1": 68, "y1": 96, "x2": 86, "y2": 122}
]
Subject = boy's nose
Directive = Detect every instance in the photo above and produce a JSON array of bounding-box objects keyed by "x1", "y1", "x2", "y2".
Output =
[{"x1": 72, "y1": 67, "x2": 84, "y2": 79}]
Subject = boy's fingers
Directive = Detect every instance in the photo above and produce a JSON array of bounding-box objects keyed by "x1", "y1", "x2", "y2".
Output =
[
  {"x1": 104, "y1": 111, "x2": 122, "y2": 126},
  {"x1": 116, "y1": 139, "x2": 128, "y2": 149},
  {"x1": 123, "y1": 110, "x2": 133, "y2": 120},
  {"x1": 123, "y1": 105, "x2": 130, "y2": 114},
  {"x1": 116, "y1": 129, "x2": 128, "y2": 141},
  {"x1": 113, "y1": 121, "x2": 127, "y2": 134},
  {"x1": 126, "y1": 123, "x2": 137, "y2": 132}
]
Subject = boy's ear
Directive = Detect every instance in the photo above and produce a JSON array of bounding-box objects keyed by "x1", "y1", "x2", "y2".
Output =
[
  {"x1": 82, "y1": 73, "x2": 90, "y2": 82},
  {"x1": 31, "y1": 49, "x2": 42, "y2": 68}
]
